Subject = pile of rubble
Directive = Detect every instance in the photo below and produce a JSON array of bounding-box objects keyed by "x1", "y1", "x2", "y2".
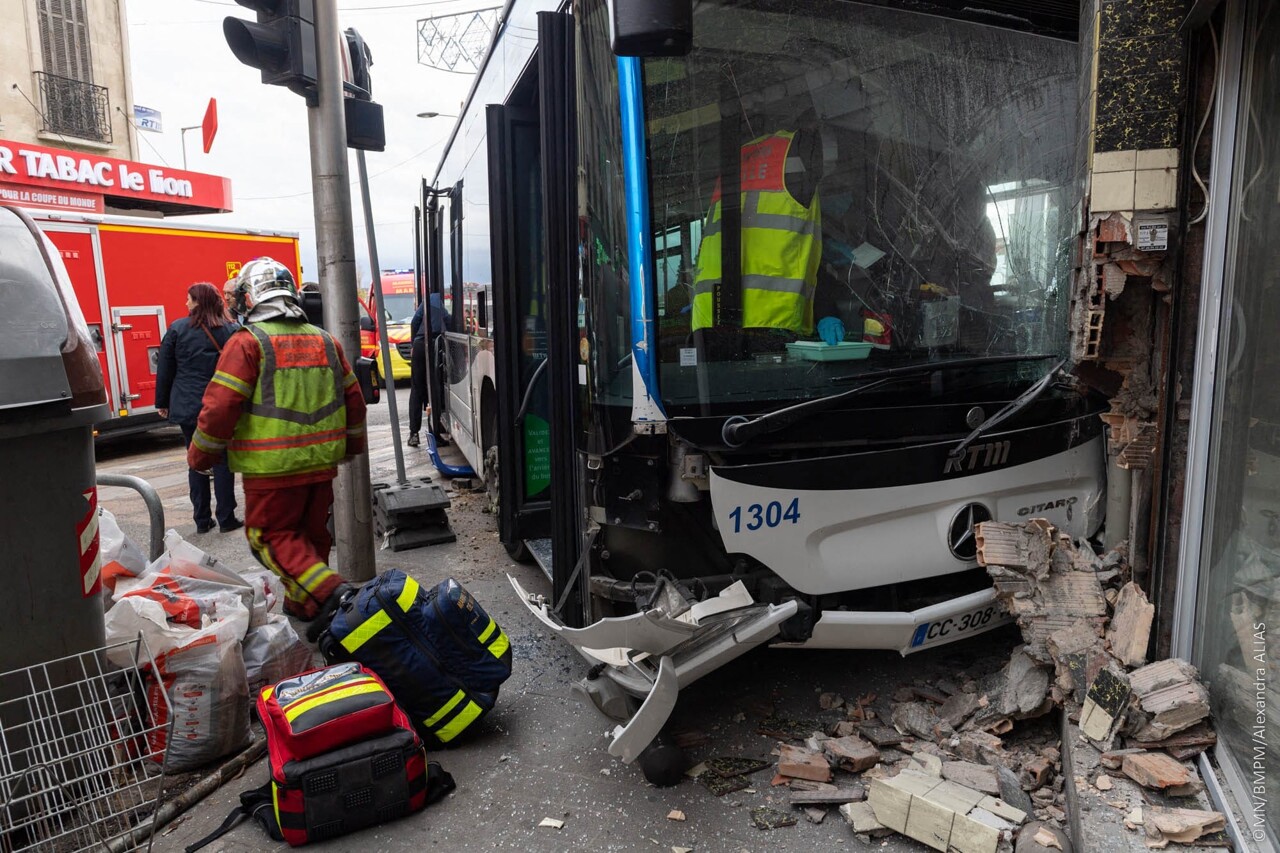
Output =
[{"x1": 687, "y1": 519, "x2": 1229, "y2": 851}]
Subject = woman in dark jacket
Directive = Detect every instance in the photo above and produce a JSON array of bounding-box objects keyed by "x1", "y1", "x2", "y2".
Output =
[{"x1": 156, "y1": 282, "x2": 242, "y2": 533}]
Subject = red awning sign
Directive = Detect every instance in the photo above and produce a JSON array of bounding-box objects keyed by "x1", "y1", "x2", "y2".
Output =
[{"x1": 0, "y1": 137, "x2": 231, "y2": 213}]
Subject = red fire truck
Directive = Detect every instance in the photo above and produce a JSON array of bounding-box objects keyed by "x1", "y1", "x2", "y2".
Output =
[
  {"x1": 36, "y1": 213, "x2": 302, "y2": 436},
  {"x1": 0, "y1": 136, "x2": 301, "y2": 436}
]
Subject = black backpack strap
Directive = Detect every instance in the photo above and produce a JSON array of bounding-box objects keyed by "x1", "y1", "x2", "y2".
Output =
[
  {"x1": 184, "y1": 782, "x2": 280, "y2": 852},
  {"x1": 424, "y1": 761, "x2": 456, "y2": 805}
]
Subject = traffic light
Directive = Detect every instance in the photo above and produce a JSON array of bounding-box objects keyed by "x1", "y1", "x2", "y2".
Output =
[
  {"x1": 342, "y1": 28, "x2": 385, "y2": 152},
  {"x1": 223, "y1": 0, "x2": 318, "y2": 97}
]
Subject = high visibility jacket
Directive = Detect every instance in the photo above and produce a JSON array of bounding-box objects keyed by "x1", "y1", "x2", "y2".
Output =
[
  {"x1": 189, "y1": 319, "x2": 366, "y2": 482},
  {"x1": 692, "y1": 130, "x2": 822, "y2": 335},
  {"x1": 224, "y1": 321, "x2": 349, "y2": 475}
]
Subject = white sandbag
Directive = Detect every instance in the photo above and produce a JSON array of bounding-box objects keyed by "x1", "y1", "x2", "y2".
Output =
[
  {"x1": 139, "y1": 531, "x2": 268, "y2": 628},
  {"x1": 243, "y1": 613, "x2": 315, "y2": 695},
  {"x1": 103, "y1": 595, "x2": 253, "y2": 772},
  {"x1": 98, "y1": 507, "x2": 148, "y2": 598}
]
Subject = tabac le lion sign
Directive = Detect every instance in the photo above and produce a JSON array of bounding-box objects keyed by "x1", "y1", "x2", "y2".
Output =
[{"x1": 0, "y1": 138, "x2": 232, "y2": 214}]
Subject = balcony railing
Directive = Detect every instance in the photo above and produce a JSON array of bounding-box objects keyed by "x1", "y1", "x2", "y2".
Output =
[{"x1": 34, "y1": 71, "x2": 112, "y2": 144}]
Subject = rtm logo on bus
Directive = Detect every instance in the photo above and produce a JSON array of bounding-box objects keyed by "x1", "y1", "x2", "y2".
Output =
[{"x1": 727, "y1": 498, "x2": 800, "y2": 533}]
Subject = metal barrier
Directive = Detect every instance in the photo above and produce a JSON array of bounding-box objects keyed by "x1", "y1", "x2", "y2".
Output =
[{"x1": 95, "y1": 473, "x2": 165, "y2": 561}]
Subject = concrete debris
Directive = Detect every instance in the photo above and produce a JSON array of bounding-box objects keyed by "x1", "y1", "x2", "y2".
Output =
[
  {"x1": 967, "y1": 648, "x2": 1054, "y2": 730},
  {"x1": 939, "y1": 690, "x2": 982, "y2": 728},
  {"x1": 869, "y1": 769, "x2": 1027, "y2": 853},
  {"x1": 858, "y1": 723, "x2": 905, "y2": 747},
  {"x1": 1126, "y1": 659, "x2": 1211, "y2": 743},
  {"x1": 1119, "y1": 753, "x2": 1196, "y2": 793},
  {"x1": 1018, "y1": 756, "x2": 1055, "y2": 791},
  {"x1": 1099, "y1": 748, "x2": 1146, "y2": 770},
  {"x1": 1079, "y1": 665, "x2": 1130, "y2": 746},
  {"x1": 538, "y1": 817, "x2": 564, "y2": 830},
  {"x1": 1094, "y1": 774, "x2": 1113, "y2": 791},
  {"x1": 1015, "y1": 821, "x2": 1072, "y2": 853},
  {"x1": 749, "y1": 806, "x2": 797, "y2": 830},
  {"x1": 1106, "y1": 582, "x2": 1155, "y2": 667},
  {"x1": 909, "y1": 751, "x2": 944, "y2": 778},
  {"x1": 788, "y1": 785, "x2": 865, "y2": 806},
  {"x1": 943, "y1": 761, "x2": 1001, "y2": 795},
  {"x1": 819, "y1": 692, "x2": 844, "y2": 711},
  {"x1": 803, "y1": 806, "x2": 827, "y2": 824},
  {"x1": 777, "y1": 744, "x2": 832, "y2": 783},
  {"x1": 956, "y1": 730, "x2": 1008, "y2": 766},
  {"x1": 891, "y1": 701, "x2": 941, "y2": 741},
  {"x1": 823, "y1": 735, "x2": 879, "y2": 773},
  {"x1": 840, "y1": 800, "x2": 893, "y2": 837},
  {"x1": 1141, "y1": 807, "x2": 1225, "y2": 848},
  {"x1": 666, "y1": 809, "x2": 686, "y2": 821},
  {"x1": 1129, "y1": 722, "x2": 1217, "y2": 760}
]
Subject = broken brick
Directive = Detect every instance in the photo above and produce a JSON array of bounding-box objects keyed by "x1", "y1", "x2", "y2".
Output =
[
  {"x1": 823, "y1": 735, "x2": 879, "y2": 773},
  {"x1": 777, "y1": 744, "x2": 832, "y2": 783},
  {"x1": 1121, "y1": 753, "x2": 1194, "y2": 791}
]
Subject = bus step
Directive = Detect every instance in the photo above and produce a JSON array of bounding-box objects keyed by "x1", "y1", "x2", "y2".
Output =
[{"x1": 526, "y1": 538, "x2": 553, "y2": 582}]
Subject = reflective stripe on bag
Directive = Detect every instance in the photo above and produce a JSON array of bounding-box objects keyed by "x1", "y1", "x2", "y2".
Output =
[{"x1": 341, "y1": 577, "x2": 421, "y2": 654}]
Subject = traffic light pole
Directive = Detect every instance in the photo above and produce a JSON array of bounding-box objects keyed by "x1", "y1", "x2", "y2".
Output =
[{"x1": 307, "y1": 0, "x2": 376, "y2": 582}]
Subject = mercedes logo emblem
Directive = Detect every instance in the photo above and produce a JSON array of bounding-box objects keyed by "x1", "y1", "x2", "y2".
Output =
[{"x1": 949, "y1": 503, "x2": 993, "y2": 560}]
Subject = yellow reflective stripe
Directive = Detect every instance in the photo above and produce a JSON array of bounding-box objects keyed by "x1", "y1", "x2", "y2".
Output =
[
  {"x1": 283, "y1": 681, "x2": 385, "y2": 723},
  {"x1": 272, "y1": 782, "x2": 281, "y2": 832},
  {"x1": 343, "y1": 371, "x2": 358, "y2": 388},
  {"x1": 296, "y1": 562, "x2": 336, "y2": 594},
  {"x1": 261, "y1": 685, "x2": 275, "y2": 702},
  {"x1": 341, "y1": 610, "x2": 390, "y2": 653},
  {"x1": 396, "y1": 577, "x2": 419, "y2": 610},
  {"x1": 191, "y1": 428, "x2": 226, "y2": 453},
  {"x1": 211, "y1": 370, "x2": 253, "y2": 397},
  {"x1": 435, "y1": 701, "x2": 483, "y2": 743},
  {"x1": 477, "y1": 618, "x2": 496, "y2": 644},
  {"x1": 487, "y1": 631, "x2": 510, "y2": 660},
  {"x1": 424, "y1": 690, "x2": 466, "y2": 728}
]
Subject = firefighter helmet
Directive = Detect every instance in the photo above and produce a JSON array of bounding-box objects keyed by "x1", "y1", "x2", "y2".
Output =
[{"x1": 234, "y1": 257, "x2": 298, "y2": 312}]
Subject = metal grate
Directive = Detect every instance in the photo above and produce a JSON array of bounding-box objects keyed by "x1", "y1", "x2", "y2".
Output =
[
  {"x1": 0, "y1": 637, "x2": 170, "y2": 852},
  {"x1": 35, "y1": 71, "x2": 112, "y2": 144}
]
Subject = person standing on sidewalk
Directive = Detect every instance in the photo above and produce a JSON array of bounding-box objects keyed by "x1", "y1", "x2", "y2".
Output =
[
  {"x1": 156, "y1": 282, "x2": 241, "y2": 534},
  {"x1": 188, "y1": 258, "x2": 364, "y2": 630}
]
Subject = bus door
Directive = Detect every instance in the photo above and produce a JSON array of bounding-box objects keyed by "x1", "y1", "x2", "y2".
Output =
[{"x1": 487, "y1": 102, "x2": 553, "y2": 566}]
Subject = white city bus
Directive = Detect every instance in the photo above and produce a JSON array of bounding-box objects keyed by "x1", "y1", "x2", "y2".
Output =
[{"x1": 419, "y1": 0, "x2": 1101, "y2": 780}]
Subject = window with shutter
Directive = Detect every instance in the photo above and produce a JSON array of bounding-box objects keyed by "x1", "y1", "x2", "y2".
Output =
[{"x1": 37, "y1": 0, "x2": 93, "y2": 83}]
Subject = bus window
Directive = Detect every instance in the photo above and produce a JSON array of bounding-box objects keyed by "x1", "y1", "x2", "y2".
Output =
[
  {"x1": 642, "y1": 0, "x2": 1077, "y2": 413},
  {"x1": 577, "y1": 0, "x2": 633, "y2": 408}
]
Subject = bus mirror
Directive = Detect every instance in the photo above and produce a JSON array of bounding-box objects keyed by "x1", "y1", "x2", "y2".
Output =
[
  {"x1": 610, "y1": 0, "x2": 692, "y2": 57},
  {"x1": 355, "y1": 357, "x2": 381, "y2": 405}
]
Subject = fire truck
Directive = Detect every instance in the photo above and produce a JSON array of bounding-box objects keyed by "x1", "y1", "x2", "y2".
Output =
[{"x1": 34, "y1": 212, "x2": 301, "y2": 436}]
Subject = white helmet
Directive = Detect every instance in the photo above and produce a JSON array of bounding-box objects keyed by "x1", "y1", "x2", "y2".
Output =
[{"x1": 234, "y1": 257, "x2": 297, "y2": 312}]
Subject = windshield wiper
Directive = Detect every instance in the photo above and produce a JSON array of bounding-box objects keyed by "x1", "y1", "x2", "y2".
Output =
[
  {"x1": 720, "y1": 353, "x2": 1059, "y2": 448},
  {"x1": 947, "y1": 358, "x2": 1067, "y2": 461}
]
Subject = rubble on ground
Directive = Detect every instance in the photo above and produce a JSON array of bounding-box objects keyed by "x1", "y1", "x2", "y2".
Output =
[{"x1": 672, "y1": 519, "x2": 1227, "y2": 848}]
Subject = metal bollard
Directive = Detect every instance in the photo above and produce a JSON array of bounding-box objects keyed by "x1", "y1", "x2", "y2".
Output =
[{"x1": 95, "y1": 473, "x2": 166, "y2": 561}]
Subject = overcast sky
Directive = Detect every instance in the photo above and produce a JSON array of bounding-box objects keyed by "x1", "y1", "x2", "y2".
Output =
[{"x1": 126, "y1": 0, "x2": 488, "y2": 284}]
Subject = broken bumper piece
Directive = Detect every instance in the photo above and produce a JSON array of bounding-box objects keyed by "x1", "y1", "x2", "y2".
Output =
[
  {"x1": 508, "y1": 575, "x2": 798, "y2": 762},
  {"x1": 780, "y1": 587, "x2": 1012, "y2": 654}
]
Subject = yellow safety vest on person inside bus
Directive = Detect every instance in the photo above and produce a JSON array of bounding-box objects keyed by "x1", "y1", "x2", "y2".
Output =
[
  {"x1": 226, "y1": 320, "x2": 349, "y2": 476},
  {"x1": 692, "y1": 130, "x2": 822, "y2": 335}
]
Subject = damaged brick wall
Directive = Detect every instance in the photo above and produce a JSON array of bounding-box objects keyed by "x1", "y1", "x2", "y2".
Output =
[{"x1": 1068, "y1": 1, "x2": 1189, "y2": 610}]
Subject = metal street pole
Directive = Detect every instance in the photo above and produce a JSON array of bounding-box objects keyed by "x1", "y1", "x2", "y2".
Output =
[
  {"x1": 356, "y1": 150, "x2": 407, "y2": 484},
  {"x1": 307, "y1": 0, "x2": 376, "y2": 581}
]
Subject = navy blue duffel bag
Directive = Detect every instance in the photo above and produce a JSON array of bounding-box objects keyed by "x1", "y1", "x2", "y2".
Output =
[{"x1": 319, "y1": 570, "x2": 513, "y2": 748}]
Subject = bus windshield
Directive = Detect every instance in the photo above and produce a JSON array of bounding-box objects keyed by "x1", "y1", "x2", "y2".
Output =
[
  {"x1": 379, "y1": 293, "x2": 416, "y2": 325},
  {"x1": 644, "y1": 0, "x2": 1078, "y2": 412}
]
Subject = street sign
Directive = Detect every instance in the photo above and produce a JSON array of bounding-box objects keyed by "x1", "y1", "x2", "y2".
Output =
[
  {"x1": 201, "y1": 98, "x2": 218, "y2": 153},
  {"x1": 133, "y1": 105, "x2": 163, "y2": 133}
]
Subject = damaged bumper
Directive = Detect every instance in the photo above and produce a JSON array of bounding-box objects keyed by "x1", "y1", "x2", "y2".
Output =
[
  {"x1": 778, "y1": 587, "x2": 1011, "y2": 654},
  {"x1": 508, "y1": 575, "x2": 798, "y2": 762}
]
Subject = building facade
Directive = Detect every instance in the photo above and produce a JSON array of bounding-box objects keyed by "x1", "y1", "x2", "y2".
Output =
[{"x1": 0, "y1": 0, "x2": 137, "y2": 160}]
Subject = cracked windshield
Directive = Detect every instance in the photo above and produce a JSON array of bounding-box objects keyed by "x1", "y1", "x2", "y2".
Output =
[{"x1": 645, "y1": 0, "x2": 1078, "y2": 409}]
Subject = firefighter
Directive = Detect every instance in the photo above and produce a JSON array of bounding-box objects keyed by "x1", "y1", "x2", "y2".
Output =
[
  {"x1": 691, "y1": 117, "x2": 845, "y2": 345},
  {"x1": 188, "y1": 258, "x2": 365, "y2": 635}
]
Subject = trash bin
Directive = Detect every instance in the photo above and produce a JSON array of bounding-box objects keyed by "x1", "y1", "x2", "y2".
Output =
[{"x1": 0, "y1": 205, "x2": 109, "y2": 671}]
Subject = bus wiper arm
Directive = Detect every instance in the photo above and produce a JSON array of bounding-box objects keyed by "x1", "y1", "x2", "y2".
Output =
[
  {"x1": 948, "y1": 358, "x2": 1067, "y2": 461},
  {"x1": 721, "y1": 376, "x2": 902, "y2": 447},
  {"x1": 720, "y1": 354, "x2": 1059, "y2": 448}
]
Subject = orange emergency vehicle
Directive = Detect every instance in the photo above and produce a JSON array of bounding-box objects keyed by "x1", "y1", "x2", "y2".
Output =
[
  {"x1": 361, "y1": 270, "x2": 416, "y2": 383},
  {"x1": 0, "y1": 136, "x2": 300, "y2": 436}
]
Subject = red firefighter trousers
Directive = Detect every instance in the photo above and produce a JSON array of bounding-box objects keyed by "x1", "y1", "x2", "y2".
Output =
[{"x1": 244, "y1": 480, "x2": 344, "y2": 619}]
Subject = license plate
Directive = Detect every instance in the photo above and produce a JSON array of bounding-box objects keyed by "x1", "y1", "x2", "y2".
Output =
[{"x1": 910, "y1": 604, "x2": 1007, "y2": 649}]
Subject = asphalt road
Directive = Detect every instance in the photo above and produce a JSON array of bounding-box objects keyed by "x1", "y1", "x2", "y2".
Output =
[{"x1": 94, "y1": 388, "x2": 1021, "y2": 852}]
